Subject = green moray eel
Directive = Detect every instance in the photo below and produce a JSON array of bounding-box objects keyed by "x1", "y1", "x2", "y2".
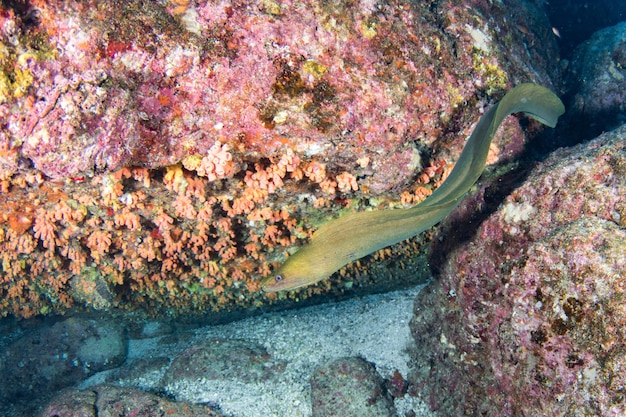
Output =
[{"x1": 262, "y1": 83, "x2": 565, "y2": 292}]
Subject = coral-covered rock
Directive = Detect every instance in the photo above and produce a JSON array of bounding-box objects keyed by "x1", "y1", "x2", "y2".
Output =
[
  {"x1": 39, "y1": 385, "x2": 224, "y2": 417},
  {"x1": 311, "y1": 356, "x2": 396, "y2": 417},
  {"x1": 0, "y1": 317, "x2": 127, "y2": 413},
  {"x1": 408, "y1": 126, "x2": 626, "y2": 416},
  {"x1": 0, "y1": 0, "x2": 562, "y2": 319},
  {"x1": 0, "y1": 0, "x2": 558, "y2": 184},
  {"x1": 563, "y1": 21, "x2": 626, "y2": 142}
]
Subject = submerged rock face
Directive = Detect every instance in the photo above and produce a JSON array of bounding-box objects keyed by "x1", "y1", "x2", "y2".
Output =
[
  {"x1": 0, "y1": 0, "x2": 561, "y2": 319},
  {"x1": 0, "y1": 317, "x2": 127, "y2": 414},
  {"x1": 564, "y1": 21, "x2": 626, "y2": 142},
  {"x1": 39, "y1": 385, "x2": 224, "y2": 417},
  {"x1": 545, "y1": 1, "x2": 626, "y2": 59},
  {"x1": 408, "y1": 126, "x2": 626, "y2": 416},
  {"x1": 311, "y1": 356, "x2": 396, "y2": 417},
  {"x1": 162, "y1": 338, "x2": 285, "y2": 388},
  {"x1": 0, "y1": 0, "x2": 559, "y2": 185}
]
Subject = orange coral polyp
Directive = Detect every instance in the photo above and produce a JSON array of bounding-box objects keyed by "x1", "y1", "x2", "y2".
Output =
[{"x1": 0, "y1": 135, "x2": 416, "y2": 318}]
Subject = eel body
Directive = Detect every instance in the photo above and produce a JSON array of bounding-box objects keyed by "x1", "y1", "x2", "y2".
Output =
[{"x1": 262, "y1": 83, "x2": 565, "y2": 292}]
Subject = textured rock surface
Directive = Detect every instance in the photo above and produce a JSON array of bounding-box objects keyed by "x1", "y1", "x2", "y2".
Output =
[
  {"x1": 163, "y1": 338, "x2": 286, "y2": 399},
  {"x1": 1, "y1": 0, "x2": 558, "y2": 184},
  {"x1": 39, "y1": 385, "x2": 224, "y2": 417},
  {"x1": 0, "y1": 317, "x2": 127, "y2": 415},
  {"x1": 563, "y1": 21, "x2": 626, "y2": 142},
  {"x1": 311, "y1": 356, "x2": 396, "y2": 417},
  {"x1": 408, "y1": 126, "x2": 626, "y2": 416},
  {"x1": 0, "y1": 0, "x2": 560, "y2": 318}
]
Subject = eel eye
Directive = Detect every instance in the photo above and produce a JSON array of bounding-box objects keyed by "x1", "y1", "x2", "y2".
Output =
[{"x1": 274, "y1": 274, "x2": 283, "y2": 282}]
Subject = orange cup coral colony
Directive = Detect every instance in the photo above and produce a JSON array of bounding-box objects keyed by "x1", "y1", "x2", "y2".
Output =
[{"x1": 3, "y1": 138, "x2": 424, "y2": 317}]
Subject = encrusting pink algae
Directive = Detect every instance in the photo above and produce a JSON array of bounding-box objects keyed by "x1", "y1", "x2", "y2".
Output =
[
  {"x1": 0, "y1": 0, "x2": 560, "y2": 318},
  {"x1": 409, "y1": 127, "x2": 626, "y2": 416}
]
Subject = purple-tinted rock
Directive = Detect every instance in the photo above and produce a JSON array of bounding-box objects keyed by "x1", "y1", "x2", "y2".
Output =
[
  {"x1": 311, "y1": 356, "x2": 396, "y2": 417},
  {"x1": 0, "y1": 317, "x2": 127, "y2": 403},
  {"x1": 37, "y1": 389, "x2": 97, "y2": 417},
  {"x1": 0, "y1": 0, "x2": 558, "y2": 191},
  {"x1": 564, "y1": 21, "x2": 626, "y2": 141},
  {"x1": 408, "y1": 126, "x2": 626, "y2": 416},
  {"x1": 39, "y1": 385, "x2": 223, "y2": 417},
  {"x1": 163, "y1": 338, "x2": 285, "y2": 389}
]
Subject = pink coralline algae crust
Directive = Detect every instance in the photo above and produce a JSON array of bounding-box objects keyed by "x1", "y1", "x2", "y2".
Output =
[
  {"x1": 1, "y1": 0, "x2": 558, "y2": 190},
  {"x1": 0, "y1": 0, "x2": 561, "y2": 318},
  {"x1": 408, "y1": 126, "x2": 626, "y2": 416}
]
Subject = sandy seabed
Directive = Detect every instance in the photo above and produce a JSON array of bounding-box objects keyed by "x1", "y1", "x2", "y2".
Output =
[{"x1": 83, "y1": 285, "x2": 436, "y2": 417}]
